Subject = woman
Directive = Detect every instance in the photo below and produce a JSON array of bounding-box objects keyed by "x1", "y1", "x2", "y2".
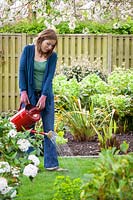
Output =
[{"x1": 19, "y1": 29, "x2": 61, "y2": 171}]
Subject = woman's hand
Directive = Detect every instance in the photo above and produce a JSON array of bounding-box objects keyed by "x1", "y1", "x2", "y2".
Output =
[
  {"x1": 36, "y1": 95, "x2": 47, "y2": 110},
  {"x1": 20, "y1": 91, "x2": 30, "y2": 105}
]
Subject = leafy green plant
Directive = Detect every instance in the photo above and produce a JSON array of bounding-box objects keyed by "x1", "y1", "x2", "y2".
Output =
[
  {"x1": 0, "y1": 116, "x2": 41, "y2": 199},
  {"x1": 91, "y1": 94, "x2": 132, "y2": 118},
  {"x1": 120, "y1": 141, "x2": 129, "y2": 154},
  {"x1": 61, "y1": 97, "x2": 96, "y2": 141},
  {"x1": 107, "y1": 68, "x2": 133, "y2": 95},
  {"x1": 53, "y1": 75, "x2": 80, "y2": 98},
  {"x1": 91, "y1": 111, "x2": 120, "y2": 150},
  {"x1": 1, "y1": 18, "x2": 133, "y2": 34},
  {"x1": 0, "y1": 19, "x2": 45, "y2": 34},
  {"x1": 81, "y1": 148, "x2": 133, "y2": 200},
  {"x1": 61, "y1": 57, "x2": 107, "y2": 82},
  {"x1": 79, "y1": 73, "x2": 109, "y2": 109},
  {"x1": 53, "y1": 176, "x2": 81, "y2": 200}
]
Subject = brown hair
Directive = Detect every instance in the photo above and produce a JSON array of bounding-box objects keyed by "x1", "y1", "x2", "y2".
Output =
[{"x1": 34, "y1": 29, "x2": 58, "y2": 57}]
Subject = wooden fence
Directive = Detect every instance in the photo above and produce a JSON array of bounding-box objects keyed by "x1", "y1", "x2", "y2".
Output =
[{"x1": 0, "y1": 33, "x2": 133, "y2": 111}]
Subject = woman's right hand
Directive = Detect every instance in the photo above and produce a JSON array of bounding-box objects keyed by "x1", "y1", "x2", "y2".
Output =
[{"x1": 20, "y1": 91, "x2": 30, "y2": 105}]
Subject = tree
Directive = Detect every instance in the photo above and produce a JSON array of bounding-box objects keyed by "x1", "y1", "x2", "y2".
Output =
[{"x1": 0, "y1": 0, "x2": 132, "y2": 29}]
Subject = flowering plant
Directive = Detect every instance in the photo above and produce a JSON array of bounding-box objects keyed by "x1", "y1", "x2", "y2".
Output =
[
  {"x1": 0, "y1": 116, "x2": 42, "y2": 199},
  {"x1": 0, "y1": 0, "x2": 132, "y2": 32}
]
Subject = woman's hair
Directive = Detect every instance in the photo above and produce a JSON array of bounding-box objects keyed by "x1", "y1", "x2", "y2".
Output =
[{"x1": 34, "y1": 29, "x2": 58, "y2": 57}]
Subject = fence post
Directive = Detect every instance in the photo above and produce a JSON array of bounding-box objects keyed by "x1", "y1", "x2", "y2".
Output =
[
  {"x1": 21, "y1": 33, "x2": 27, "y2": 51},
  {"x1": 0, "y1": 35, "x2": 2, "y2": 111},
  {"x1": 107, "y1": 34, "x2": 112, "y2": 73}
]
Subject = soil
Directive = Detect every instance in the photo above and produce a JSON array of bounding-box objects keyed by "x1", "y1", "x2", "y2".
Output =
[{"x1": 58, "y1": 132, "x2": 133, "y2": 156}]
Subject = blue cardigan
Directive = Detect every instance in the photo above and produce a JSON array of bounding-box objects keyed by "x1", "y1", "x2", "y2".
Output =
[{"x1": 19, "y1": 44, "x2": 57, "y2": 108}]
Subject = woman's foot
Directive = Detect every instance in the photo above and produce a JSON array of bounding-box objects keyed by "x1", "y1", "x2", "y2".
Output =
[{"x1": 46, "y1": 167, "x2": 68, "y2": 171}]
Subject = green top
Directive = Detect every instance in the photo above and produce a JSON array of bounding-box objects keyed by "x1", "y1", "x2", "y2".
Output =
[{"x1": 34, "y1": 60, "x2": 47, "y2": 90}]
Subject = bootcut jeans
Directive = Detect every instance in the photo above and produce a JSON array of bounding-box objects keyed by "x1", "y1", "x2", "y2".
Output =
[
  {"x1": 32, "y1": 91, "x2": 59, "y2": 169},
  {"x1": 41, "y1": 98, "x2": 59, "y2": 168}
]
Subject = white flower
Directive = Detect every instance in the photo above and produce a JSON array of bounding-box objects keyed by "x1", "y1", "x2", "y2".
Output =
[
  {"x1": 1, "y1": 186, "x2": 16, "y2": 198},
  {"x1": 0, "y1": 162, "x2": 11, "y2": 173},
  {"x1": 10, "y1": 189, "x2": 17, "y2": 198},
  {"x1": 81, "y1": 1, "x2": 95, "y2": 9},
  {"x1": 23, "y1": 164, "x2": 38, "y2": 178},
  {"x1": 17, "y1": 139, "x2": 31, "y2": 152},
  {"x1": 1, "y1": 186, "x2": 10, "y2": 194},
  {"x1": 8, "y1": 129, "x2": 17, "y2": 138},
  {"x1": 9, "y1": 122, "x2": 16, "y2": 129},
  {"x1": 0, "y1": 177, "x2": 8, "y2": 192},
  {"x1": 28, "y1": 155, "x2": 40, "y2": 166},
  {"x1": 57, "y1": 0, "x2": 66, "y2": 12},
  {"x1": 69, "y1": 22, "x2": 76, "y2": 30},
  {"x1": 11, "y1": 167, "x2": 20, "y2": 177},
  {"x1": 113, "y1": 22, "x2": 120, "y2": 29}
]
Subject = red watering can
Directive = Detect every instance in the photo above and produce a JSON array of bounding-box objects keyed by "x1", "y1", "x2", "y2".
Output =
[{"x1": 10, "y1": 104, "x2": 41, "y2": 131}]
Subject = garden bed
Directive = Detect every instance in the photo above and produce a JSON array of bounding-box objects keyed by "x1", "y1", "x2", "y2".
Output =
[{"x1": 58, "y1": 132, "x2": 133, "y2": 156}]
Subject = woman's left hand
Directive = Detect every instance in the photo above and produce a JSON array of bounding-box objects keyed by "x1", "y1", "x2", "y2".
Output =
[{"x1": 36, "y1": 95, "x2": 47, "y2": 110}]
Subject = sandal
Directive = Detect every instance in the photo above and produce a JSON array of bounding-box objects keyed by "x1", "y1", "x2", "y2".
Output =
[{"x1": 46, "y1": 167, "x2": 68, "y2": 172}]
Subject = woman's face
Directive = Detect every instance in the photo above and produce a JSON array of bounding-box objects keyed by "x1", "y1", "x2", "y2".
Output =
[{"x1": 41, "y1": 39, "x2": 56, "y2": 53}]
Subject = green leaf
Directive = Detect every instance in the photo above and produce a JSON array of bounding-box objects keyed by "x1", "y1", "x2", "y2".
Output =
[{"x1": 120, "y1": 141, "x2": 129, "y2": 154}]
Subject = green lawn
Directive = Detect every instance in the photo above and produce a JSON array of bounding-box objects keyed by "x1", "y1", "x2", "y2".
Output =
[{"x1": 15, "y1": 156, "x2": 97, "y2": 200}]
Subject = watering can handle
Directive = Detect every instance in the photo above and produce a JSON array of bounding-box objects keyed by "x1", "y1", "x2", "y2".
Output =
[
  {"x1": 18, "y1": 103, "x2": 23, "y2": 111},
  {"x1": 29, "y1": 107, "x2": 40, "y2": 115},
  {"x1": 18, "y1": 103, "x2": 40, "y2": 114},
  {"x1": 18, "y1": 103, "x2": 32, "y2": 111}
]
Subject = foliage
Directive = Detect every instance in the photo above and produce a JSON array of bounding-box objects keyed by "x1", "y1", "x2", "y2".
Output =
[
  {"x1": 91, "y1": 94, "x2": 132, "y2": 118},
  {"x1": 91, "y1": 111, "x2": 120, "y2": 150},
  {"x1": 108, "y1": 67, "x2": 133, "y2": 95},
  {"x1": 59, "y1": 19, "x2": 133, "y2": 35},
  {"x1": 61, "y1": 97, "x2": 96, "y2": 141},
  {"x1": 1, "y1": 18, "x2": 133, "y2": 34},
  {"x1": 55, "y1": 131, "x2": 68, "y2": 145},
  {"x1": 53, "y1": 75, "x2": 80, "y2": 97},
  {"x1": 0, "y1": 1, "x2": 133, "y2": 35},
  {"x1": 79, "y1": 73, "x2": 109, "y2": 99},
  {"x1": 0, "y1": 19, "x2": 46, "y2": 34},
  {"x1": 81, "y1": 148, "x2": 133, "y2": 200},
  {"x1": 0, "y1": 116, "x2": 41, "y2": 199},
  {"x1": 61, "y1": 57, "x2": 107, "y2": 82},
  {"x1": 53, "y1": 67, "x2": 133, "y2": 133},
  {"x1": 53, "y1": 176, "x2": 81, "y2": 200}
]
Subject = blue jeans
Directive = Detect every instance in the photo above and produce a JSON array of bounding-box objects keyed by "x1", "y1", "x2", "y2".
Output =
[{"x1": 35, "y1": 93, "x2": 59, "y2": 168}]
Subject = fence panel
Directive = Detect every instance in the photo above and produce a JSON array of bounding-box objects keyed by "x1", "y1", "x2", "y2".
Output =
[
  {"x1": 112, "y1": 35, "x2": 133, "y2": 70},
  {"x1": 0, "y1": 33, "x2": 132, "y2": 112},
  {"x1": 0, "y1": 34, "x2": 22, "y2": 111}
]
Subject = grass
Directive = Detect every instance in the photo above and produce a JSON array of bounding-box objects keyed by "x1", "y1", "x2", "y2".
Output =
[{"x1": 15, "y1": 156, "x2": 97, "y2": 200}]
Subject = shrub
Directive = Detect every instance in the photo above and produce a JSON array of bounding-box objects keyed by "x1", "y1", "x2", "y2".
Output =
[
  {"x1": 107, "y1": 68, "x2": 133, "y2": 95},
  {"x1": 53, "y1": 176, "x2": 81, "y2": 200},
  {"x1": 0, "y1": 19, "x2": 45, "y2": 34},
  {"x1": 61, "y1": 57, "x2": 107, "y2": 82},
  {"x1": 81, "y1": 148, "x2": 133, "y2": 200},
  {"x1": 1, "y1": 18, "x2": 133, "y2": 34},
  {"x1": 0, "y1": 116, "x2": 41, "y2": 199}
]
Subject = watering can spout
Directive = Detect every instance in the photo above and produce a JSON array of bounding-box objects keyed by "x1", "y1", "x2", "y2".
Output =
[{"x1": 10, "y1": 104, "x2": 41, "y2": 131}]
